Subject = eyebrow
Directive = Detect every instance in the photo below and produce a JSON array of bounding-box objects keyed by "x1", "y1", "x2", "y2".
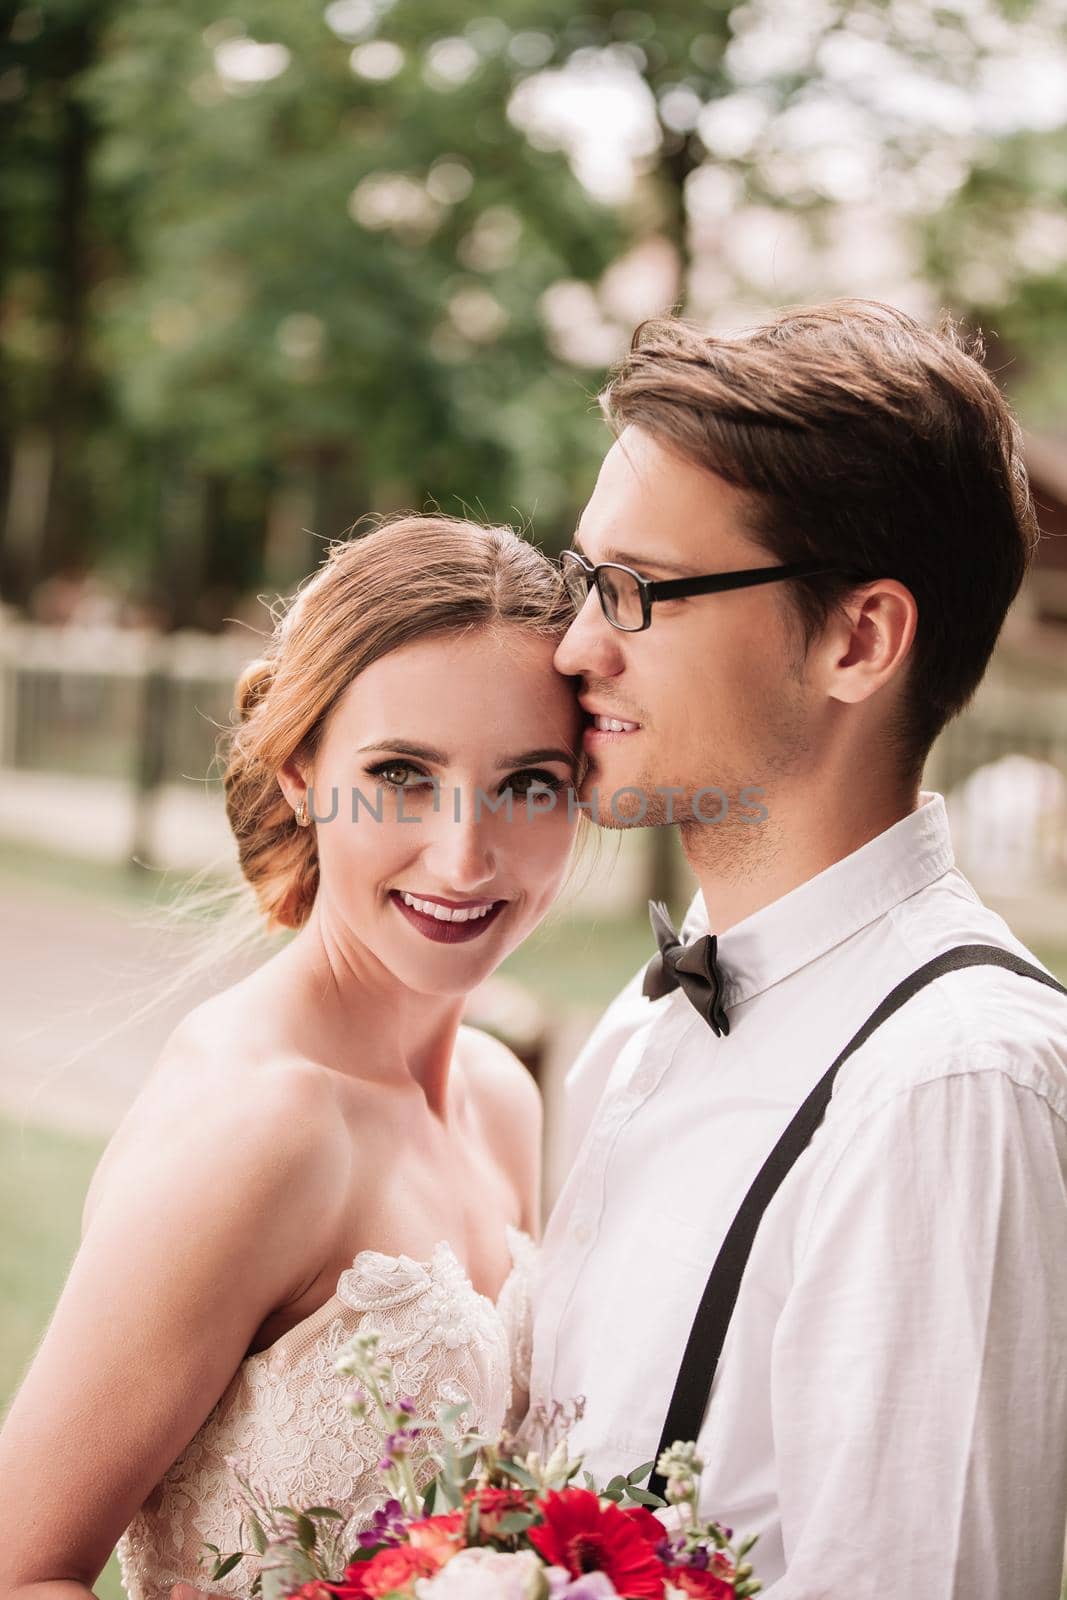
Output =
[
  {"x1": 358, "y1": 741, "x2": 578, "y2": 770},
  {"x1": 570, "y1": 532, "x2": 702, "y2": 580}
]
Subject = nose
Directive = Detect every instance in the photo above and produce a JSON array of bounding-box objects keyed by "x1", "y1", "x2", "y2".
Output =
[
  {"x1": 554, "y1": 587, "x2": 626, "y2": 680},
  {"x1": 420, "y1": 798, "x2": 498, "y2": 895}
]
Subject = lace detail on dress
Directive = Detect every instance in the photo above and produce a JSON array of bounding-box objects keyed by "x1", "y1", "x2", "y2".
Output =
[
  {"x1": 495, "y1": 1228, "x2": 537, "y2": 1437},
  {"x1": 115, "y1": 1226, "x2": 536, "y2": 1600}
]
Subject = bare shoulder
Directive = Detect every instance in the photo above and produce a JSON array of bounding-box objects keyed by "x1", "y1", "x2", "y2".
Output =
[
  {"x1": 84, "y1": 999, "x2": 349, "y2": 1244},
  {"x1": 0, "y1": 1007, "x2": 352, "y2": 1584},
  {"x1": 458, "y1": 1023, "x2": 543, "y2": 1131}
]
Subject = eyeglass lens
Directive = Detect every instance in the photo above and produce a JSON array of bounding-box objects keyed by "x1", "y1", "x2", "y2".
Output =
[
  {"x1": 561, "y1": 555, "x2": 644, "y2": 630},
  {"x1": 597, "y1": 565, "x2": 642, "y2": 629}
]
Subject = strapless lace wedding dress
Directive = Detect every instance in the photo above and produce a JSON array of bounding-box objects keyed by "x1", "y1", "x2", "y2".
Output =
[{"x1": 116, "y1": 1224, "x2": 536, "y2": 1600}]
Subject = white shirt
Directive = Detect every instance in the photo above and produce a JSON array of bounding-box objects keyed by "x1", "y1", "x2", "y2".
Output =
[{"x1": 530, "y1": 791, "x2": 1067, "y2": 1598}]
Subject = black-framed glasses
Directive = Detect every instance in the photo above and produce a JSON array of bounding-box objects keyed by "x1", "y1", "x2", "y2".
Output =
[{"x1": 559, "y1": 548, "x2": 872, "y2": 633}]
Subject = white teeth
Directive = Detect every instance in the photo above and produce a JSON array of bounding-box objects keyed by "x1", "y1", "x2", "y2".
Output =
[
  {"x1": 594, "y1": 715, "x2": 639, "y2": 733},
  {"x1": 399, "y1": 892, "x2": 495, "y2": 923}
]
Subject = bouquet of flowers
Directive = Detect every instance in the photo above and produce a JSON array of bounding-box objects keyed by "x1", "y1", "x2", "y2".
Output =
[{"x1": 205, "y1": 1331, "x2": 760, "y2": 1600}]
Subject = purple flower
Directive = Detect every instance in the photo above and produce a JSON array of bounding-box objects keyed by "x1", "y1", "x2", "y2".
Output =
[
  {"x1": 383, "y1": 1424, "x2": 421, "y2": 1460},
  {"x1": 359, "y1": 1497, "x2": 409, "y2": 1549}
]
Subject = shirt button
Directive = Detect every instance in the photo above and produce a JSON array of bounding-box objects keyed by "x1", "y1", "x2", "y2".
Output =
[
  {"x1": 632, "y1": 1066, "x2": 656, "y2": 1095},
  {"x1": 573, "y1": 1221, "x2": 593, "y2": 1246}
]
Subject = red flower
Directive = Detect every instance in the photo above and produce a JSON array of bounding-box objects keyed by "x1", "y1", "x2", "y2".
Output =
[
  {"x1": 322, "y1": 1576, "x2": 372, "y2": 1600},
  {"x1": 623, "y1": 1505, "x2": 669, "y2": 1549},
  {"x1": 665, "y1": 1559, "x2": 736, "y2": 1598},
  {"x1": 405, "y1": 1511, "x2": 465, "y2": 1565},
  {"x1": 528, "y1": 1488, "x2": 667, "y2": 1598},
  {"x1": 464, "y1": 1485, "x2": 530, "y2": 1538},
  {"x1": 330, "y1": 1545, "x2": 439, "y2": 1598},
  {"x1": 323, "y1": 1578, "x2": 370, "y2": 1600}
]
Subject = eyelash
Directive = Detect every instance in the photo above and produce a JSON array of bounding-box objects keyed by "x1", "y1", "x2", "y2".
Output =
[{"x1": 365, "y1": 760, "x2": 569, "y2": 797}]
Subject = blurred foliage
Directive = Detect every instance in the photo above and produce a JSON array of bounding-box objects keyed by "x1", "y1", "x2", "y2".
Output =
[
  {"x1": 1, "y1": 0, "x2": 1066, "y2": 623},
  {"x1": 925, "y1": 126, "x2": 1067, "y2": 424}
]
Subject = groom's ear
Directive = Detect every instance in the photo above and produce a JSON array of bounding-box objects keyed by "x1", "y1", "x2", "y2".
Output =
[{"x1": 275, "y1": 753, "x2": 310, "y2": 812}]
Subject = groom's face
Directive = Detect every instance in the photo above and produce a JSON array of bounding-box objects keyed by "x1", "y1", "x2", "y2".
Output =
[{"x1": 554, "y1": 424, "x2": 813, "y2": 826}]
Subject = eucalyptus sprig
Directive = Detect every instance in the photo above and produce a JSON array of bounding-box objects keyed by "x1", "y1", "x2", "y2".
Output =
[{"x1": 204, "y1": 1457, "x2": 347, "y2": 1600}]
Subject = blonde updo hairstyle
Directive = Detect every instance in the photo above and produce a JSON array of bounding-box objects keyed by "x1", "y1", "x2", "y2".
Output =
[{"x1": 224, "y1": 514, "x2": 576, "y2": 933}]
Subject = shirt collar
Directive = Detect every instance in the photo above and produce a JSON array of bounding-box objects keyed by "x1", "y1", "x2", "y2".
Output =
[{"x1": 678, "y1": 789, "x2": 956, "y2": 1010}]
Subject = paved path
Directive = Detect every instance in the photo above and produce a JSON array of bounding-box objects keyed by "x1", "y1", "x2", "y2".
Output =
[{"x1": 0, "y1": 881, "x2": 259, "y2": 1139}]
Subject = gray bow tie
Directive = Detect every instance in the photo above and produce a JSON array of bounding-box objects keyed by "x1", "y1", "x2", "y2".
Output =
[{"x1": 642, "y1": 899, "x2": 731, "y2": 1037}]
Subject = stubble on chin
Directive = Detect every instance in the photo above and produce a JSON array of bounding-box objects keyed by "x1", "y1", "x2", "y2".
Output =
[
  {"x1": 578, "y1": 757, "x2": 750, "y2": 832},
  {"x1": 576, "y1": 753, "x2": 784, "y2": 894}
]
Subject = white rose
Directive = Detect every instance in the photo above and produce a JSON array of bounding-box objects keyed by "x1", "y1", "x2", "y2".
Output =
[{"x1": 414, "y1": 1546, "x2": 545, "y2": 1600}]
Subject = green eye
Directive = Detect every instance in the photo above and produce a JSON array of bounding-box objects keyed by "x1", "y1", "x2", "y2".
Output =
[{"x1": 368, "y1": 760, "x2": 427, "y2": 788}]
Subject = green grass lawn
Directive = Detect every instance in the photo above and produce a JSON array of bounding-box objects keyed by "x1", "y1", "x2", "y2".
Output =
[{"x1": 0, "y1": 1117, "x2": 124, "y2": 1600}]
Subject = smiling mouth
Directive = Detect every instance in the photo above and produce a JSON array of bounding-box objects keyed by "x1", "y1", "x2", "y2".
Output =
[
  {"x1": 389, "y1": 889, "x2": 507, "y2": 944},
  {"x1": 582, "y1": 711, "x2": 642, "y2": 748}
]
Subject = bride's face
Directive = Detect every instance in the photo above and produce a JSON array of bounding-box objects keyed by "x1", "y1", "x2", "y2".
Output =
[{"x1": 291, "y1": 624, "x2": 582, "y2": 995}]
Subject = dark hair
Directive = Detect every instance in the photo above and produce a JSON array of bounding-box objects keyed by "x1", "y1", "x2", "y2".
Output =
[{"x1": 600, "y1": 299, "x2": 1039, "y2": 783}]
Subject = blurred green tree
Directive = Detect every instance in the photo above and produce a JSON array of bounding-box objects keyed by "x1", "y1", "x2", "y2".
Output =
[
  {"x1": 75, "y1": 0, "x2": 630, "y2": 618},
  {"x1": 924, "y1": 126, "x2": 1067, "y2": 422},
  {"x1": 3, "y1": 0, "x2": 1067, "y2": 624},
  {"x1": 0, "y1": 0, "x2": 127, "y2": 604}
]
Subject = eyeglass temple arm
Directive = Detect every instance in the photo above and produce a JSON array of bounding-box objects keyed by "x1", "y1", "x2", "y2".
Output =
[{"x1": 646, "y1": 562, "x2": 870, "y2": 601}]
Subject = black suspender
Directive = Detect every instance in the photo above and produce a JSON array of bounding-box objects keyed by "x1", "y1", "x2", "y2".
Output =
[{"x1": 646, "y1": 944, "x2": 1067, "y2": 1502}]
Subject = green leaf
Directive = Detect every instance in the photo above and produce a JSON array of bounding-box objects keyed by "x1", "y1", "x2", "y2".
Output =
[
  {"x1": 246, "y1": 1514, "x2": 268, "y2": 1556},
  {"x1": 495, "y1": 1510, "x2": 536, "y2": 1535},
  {"x1": 305, "y1": 1507, "x2": 344, "y2": 1520},
  {"x1": 211, "y1": 1553, "x2": 244, "y2": 1581},
  {"x1": 626, "y1": 1460, "x2": 655, "y2": 1485},
  {"x1": 296, "y1": 1514, "x2": 317, "y2": 1551},
  {"x1": 261, "y1": 1566, "x2": 289, "y2": 1600},
  {"x1": 500, "y1": 1460, "x2": 539, "y2": 1490},
  {"x1": 438, "y1": 1474, "x2": 463, "y2": 1509},
  {"x1": 623, "y1": 1486, "x2": 668, "y2": 1508},
  {"x1": 290, "y1": 1549, "x2": 318, "y2": 1583}
]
